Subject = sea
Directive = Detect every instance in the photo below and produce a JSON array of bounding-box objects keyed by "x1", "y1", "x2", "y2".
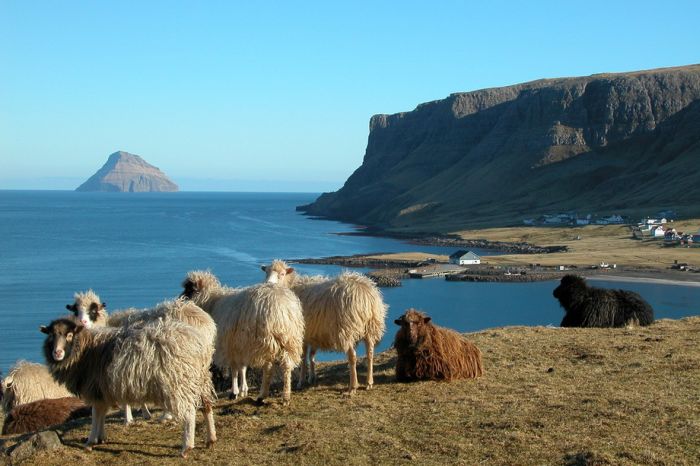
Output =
[{"x1": 1, "y1": 191, "x2": 699, "y2": 374}]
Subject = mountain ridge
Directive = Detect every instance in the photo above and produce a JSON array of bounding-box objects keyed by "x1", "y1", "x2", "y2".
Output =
[{"x1": 299, "y1": 64, "x2": 700, "y2": 232}]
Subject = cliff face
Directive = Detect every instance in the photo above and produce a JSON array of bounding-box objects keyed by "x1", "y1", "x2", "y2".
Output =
[
  {"x1": 300, "y1": 65, "x2": 700, "y2": 232},
  {"x1": 76, "y1": 151, "x2": 178, "y2": 192}
]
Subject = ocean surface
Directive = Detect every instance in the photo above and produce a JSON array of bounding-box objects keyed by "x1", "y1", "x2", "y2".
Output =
[{"x1": 1, "y1": 191, "x2": 699, "y2": 374}]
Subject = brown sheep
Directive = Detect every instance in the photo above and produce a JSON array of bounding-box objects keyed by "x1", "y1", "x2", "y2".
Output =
[
  {"x1": 2, "y1": 396, "x2": 91, "y2": 435},
  {"x1": 393, "y1": 309, "x2": 483, "y2": 382}
]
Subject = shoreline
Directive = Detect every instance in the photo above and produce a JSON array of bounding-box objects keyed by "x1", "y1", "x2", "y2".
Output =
[{"x1": 291, "y1": 253, "x2": 700, "y2": 287}]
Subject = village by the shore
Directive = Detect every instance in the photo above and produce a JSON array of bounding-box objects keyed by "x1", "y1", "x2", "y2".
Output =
[{"x1": 293, "y1": 215, "x2": 700, "y2": 287}]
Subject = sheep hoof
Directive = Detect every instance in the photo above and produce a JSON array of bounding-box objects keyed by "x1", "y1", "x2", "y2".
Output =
[
  {"x1": 181, "y1": 447, "x2": 193, "y2": 458},
  {"x1": 343, "y1": 389, "x2": 357, "y2": 397},
  {"x1": 282, "y1": 399, "x2": 291, "y2": 407},
  {"x1": 96, "y1": 438, "x2": 108, "y2": 445},
  {"x1": 206, "y1": 438, "x2": 217, "y2": 448},
  {"x1": 365, "y1": 384, "x2": 373, "y2": 390},
  {"x1": 83, "y1": 443, "x2": 94, "y2": 451}
]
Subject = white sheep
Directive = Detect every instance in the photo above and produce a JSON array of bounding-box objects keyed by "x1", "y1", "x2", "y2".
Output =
[
  {"x1": 40, "y1": 303, "x2": 217, "y2": 458},
  {"x1": 181, "y1": 270, "x2": 304, "y2": 405},
  {"x1": 1, "y1": 361, "x2": 72, "y2": 414},
  {"x1": 262, "y1": 260, "x2": 387, "y2": 392}
]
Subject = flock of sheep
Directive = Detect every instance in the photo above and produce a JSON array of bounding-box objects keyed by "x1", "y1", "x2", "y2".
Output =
[{"x1": 0, "y1": 266, "x2": 654, "y2": 458}]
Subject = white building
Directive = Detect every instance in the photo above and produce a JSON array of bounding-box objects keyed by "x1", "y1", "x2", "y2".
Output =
[{"x1": 449, "y1": 250, "x2": 481, "y2": 265}]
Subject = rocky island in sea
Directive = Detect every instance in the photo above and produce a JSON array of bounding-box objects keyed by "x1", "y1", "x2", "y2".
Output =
[{"x1": 76, "y1": 151, "x2": 178, "y2": 192}]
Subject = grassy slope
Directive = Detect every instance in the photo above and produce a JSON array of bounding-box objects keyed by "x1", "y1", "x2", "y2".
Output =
[{"x1": 3, "y1": 318, "x2": 699, "y2": 465}]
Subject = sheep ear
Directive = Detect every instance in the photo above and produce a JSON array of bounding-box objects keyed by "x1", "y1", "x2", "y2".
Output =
[
  {"x1": 423, "y1": 317, "x2": 431, "y2": 323},
  {"x1": 40, "y1": 325, "x2": 49, "y2": 334},
  {"x1": 102, "y1": 302, "x2": 107, "y2": 309},
  {"x1": 65, "y1": 304, "x2": 71, "y2": 310},
  {"x1": 261, "y1": 265, "x2": 267, "y2": 272},
  {"x1": 286, "y1": 268, "x2": 294, "y2": 274},
  {"x1": 394, "y1": 319, "x2": 403, "y2": 326}
]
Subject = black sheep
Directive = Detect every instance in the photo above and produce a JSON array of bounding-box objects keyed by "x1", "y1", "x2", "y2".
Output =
[{"x1": 553, "y1": 275, "x2": 654, "y2": 328}]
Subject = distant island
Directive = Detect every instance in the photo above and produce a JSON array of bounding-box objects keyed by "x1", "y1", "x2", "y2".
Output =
[
  {"x1": 76, "y1": 151, "x2": 178, "y2": 192},
  {"x1": 299, "y1": 64, "x2": 700, "y2": 233}
]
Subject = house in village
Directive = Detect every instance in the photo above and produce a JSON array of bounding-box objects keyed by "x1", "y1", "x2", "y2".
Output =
[{"x1": 449, "y1": 250, "x2": 481, "y2": 265}]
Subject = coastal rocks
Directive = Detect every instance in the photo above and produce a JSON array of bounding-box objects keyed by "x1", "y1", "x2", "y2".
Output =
[
  {"x1": 299, "y1": 65, "x2": 700, "y2": 231},
  {"x1": 76, "y1": 151, "x2": 178, "y2": 192},
  {"x1": 6, "y1": 430, "x2": 63, "y2": 463},
  {"x1": 410, "y1": 237, "x2": 568, "y2": 254}
]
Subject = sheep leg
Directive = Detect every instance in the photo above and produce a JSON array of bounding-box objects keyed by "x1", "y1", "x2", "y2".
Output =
[
  {"x1": 346, "y1": 347, "x2": 359, "y2": 394},
  {"x1": 282, "y1": 362, "x2": 293, "y2": 405},
  {"x1": 240, "y1": 366, "x2": 248, "y2": 397},
  {"x1": 365, "y1": 338, "x2": 375, "y2": 389},
  {"x1": 298, "y1": 343, "x2": 308, "y2": 389},
  {"x1": 140, "y1": 403, "x2": 152, "y2": 420},
  {"x1": 123, "y1": 404, "x2": 133, "y2": 425},
  {"x1": 180, "y1": 405, "x2": 196, "y2": 458},
  {"x1": 229, "y1": 365, "x2": 240, "y2": 400},
  {"x1": 201, "y1": 395, "x2": 217, "y2": 447},
  {"x1": 86, "y1": 403, "x2": 108, "y2": 448},
  {"x1": 308, "y1": 347, "x2": 318, "y2": 385},
  {"x1": 256, "y1": 362, "x2": 273, "y2": 405}
]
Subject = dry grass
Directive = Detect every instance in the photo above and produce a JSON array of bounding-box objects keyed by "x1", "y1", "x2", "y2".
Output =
[
  {"x1": 453, "y1": 222, "x2": 700, "y2": 269},
  {"x1": 2, "y1": 318, "x2": 699, "y2": 465}
]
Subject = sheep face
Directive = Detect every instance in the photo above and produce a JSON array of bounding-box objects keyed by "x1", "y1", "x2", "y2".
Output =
[
  {"x1": 40, "y1": 319, "x2": 83, "y2": 363},
  {"x1": 394, "y1": 309, "x2": 431, "y2": 348},
  {"x1": 66, "y1": 301, "x2": 104, "y2": 329},
  {"x1": 261, "y1": 261, "x2": 294, "y2": 285},
  {"x1": 552, "y1": 274, "x2": 586, "y2": 309}
]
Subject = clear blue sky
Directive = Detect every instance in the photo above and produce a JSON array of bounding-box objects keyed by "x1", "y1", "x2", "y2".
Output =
[{"x1": 1, "y1": 1, "x2": 699, "y2": 191}]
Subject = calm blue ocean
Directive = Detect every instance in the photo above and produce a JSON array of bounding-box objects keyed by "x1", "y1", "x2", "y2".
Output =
[{"x1": 1, "y1": 191, "x2": 698, "y2": 373}]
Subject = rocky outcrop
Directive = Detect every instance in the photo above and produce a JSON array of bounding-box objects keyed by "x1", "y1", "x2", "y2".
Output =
[
  {"x1": 300, "y1": 65, "x2": 700, "y2": 232},
  {"x1": 76, "y1": 151, "x2": 178, "y2": 192}
]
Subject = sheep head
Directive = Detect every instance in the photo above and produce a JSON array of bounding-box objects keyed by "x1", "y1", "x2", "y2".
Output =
[
  {"x1": 394, "y1": 309, "x2": 431, "y2": 347},
  {"x1": 66, "y1": 290, "x2": 105, "y2": 328},
  {"x1": 261, "y1": 260, "x2": 295, "y2": 286},
  {"x1": 40, "y1": 318, "x2": 84, "y2": 363},
  {"x1": 181, "y1": 270, "x2": 221, "y2": 301},
  {"x1": 553, "y1": 274, "x2": 587, "y2": 309}
]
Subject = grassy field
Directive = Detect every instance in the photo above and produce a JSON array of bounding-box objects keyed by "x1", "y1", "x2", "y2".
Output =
[
  {"x1": 2, "y1": 317, "x2": 699, "y2": 465},
  {"x1": 454, "y1": 221, "x2": 700, "y2": 269},
  {"x1": 367, "y1": 221, "x2": 700, "y2": 272}
]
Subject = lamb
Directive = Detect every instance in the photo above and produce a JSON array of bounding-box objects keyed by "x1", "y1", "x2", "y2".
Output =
[
  {"x1": 41, "y1": 311, "x2": 217, "y2": 457},
  {"x1": 393, "y1": 309, "x2": 484, "y2": 382},
  {"x1": 1, "y1": 361, "x2": 72, "y2": 414},
  {"x1": 67, "y1": 291, "x2": 217, "y2": 422},
  {"x1": 181, "y1": 270, "x2": 304, "y2": 405},
  {"x1": 262, "y1": 260, "x2": 387, "y2": 392},
  {"x1": 553, "y1": 274, "x2": 655, "y2": 328},
  {"x1": 2, "y1": 396, "x2": 91, "y2": 435}
]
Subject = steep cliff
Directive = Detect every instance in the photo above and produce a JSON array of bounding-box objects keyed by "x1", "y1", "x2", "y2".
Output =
[
  {"x1": 76, "y1": 151, "x2": 178, "y2": 192},
  {"x1": 300, "y1": 65, "x2": 700, "y2": 232}
]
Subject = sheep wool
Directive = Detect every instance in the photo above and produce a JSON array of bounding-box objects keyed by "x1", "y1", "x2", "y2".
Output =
[
  {"x1": 1, "y1": 361, "x2": 72, "y2": 414},
  {"x1": 41, "y1": 315, "x2": 216, "y2": 457},
  {"x1": 262, "y1": 260, "x2": 387, "y2": 392},
  {"x1": 553, "y1": 275, "x2": 655, "y2": 328},
  {"x1": 182, "y1": 270, "x2": 304, "y2": 404},
  {"x1": 394, "y1": 309, "x2": 484, "y2": 382}
]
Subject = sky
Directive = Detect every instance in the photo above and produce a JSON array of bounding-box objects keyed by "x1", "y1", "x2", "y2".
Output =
[{"x1": 1, "y1": 1, "x2": 699, "y2": 192}]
